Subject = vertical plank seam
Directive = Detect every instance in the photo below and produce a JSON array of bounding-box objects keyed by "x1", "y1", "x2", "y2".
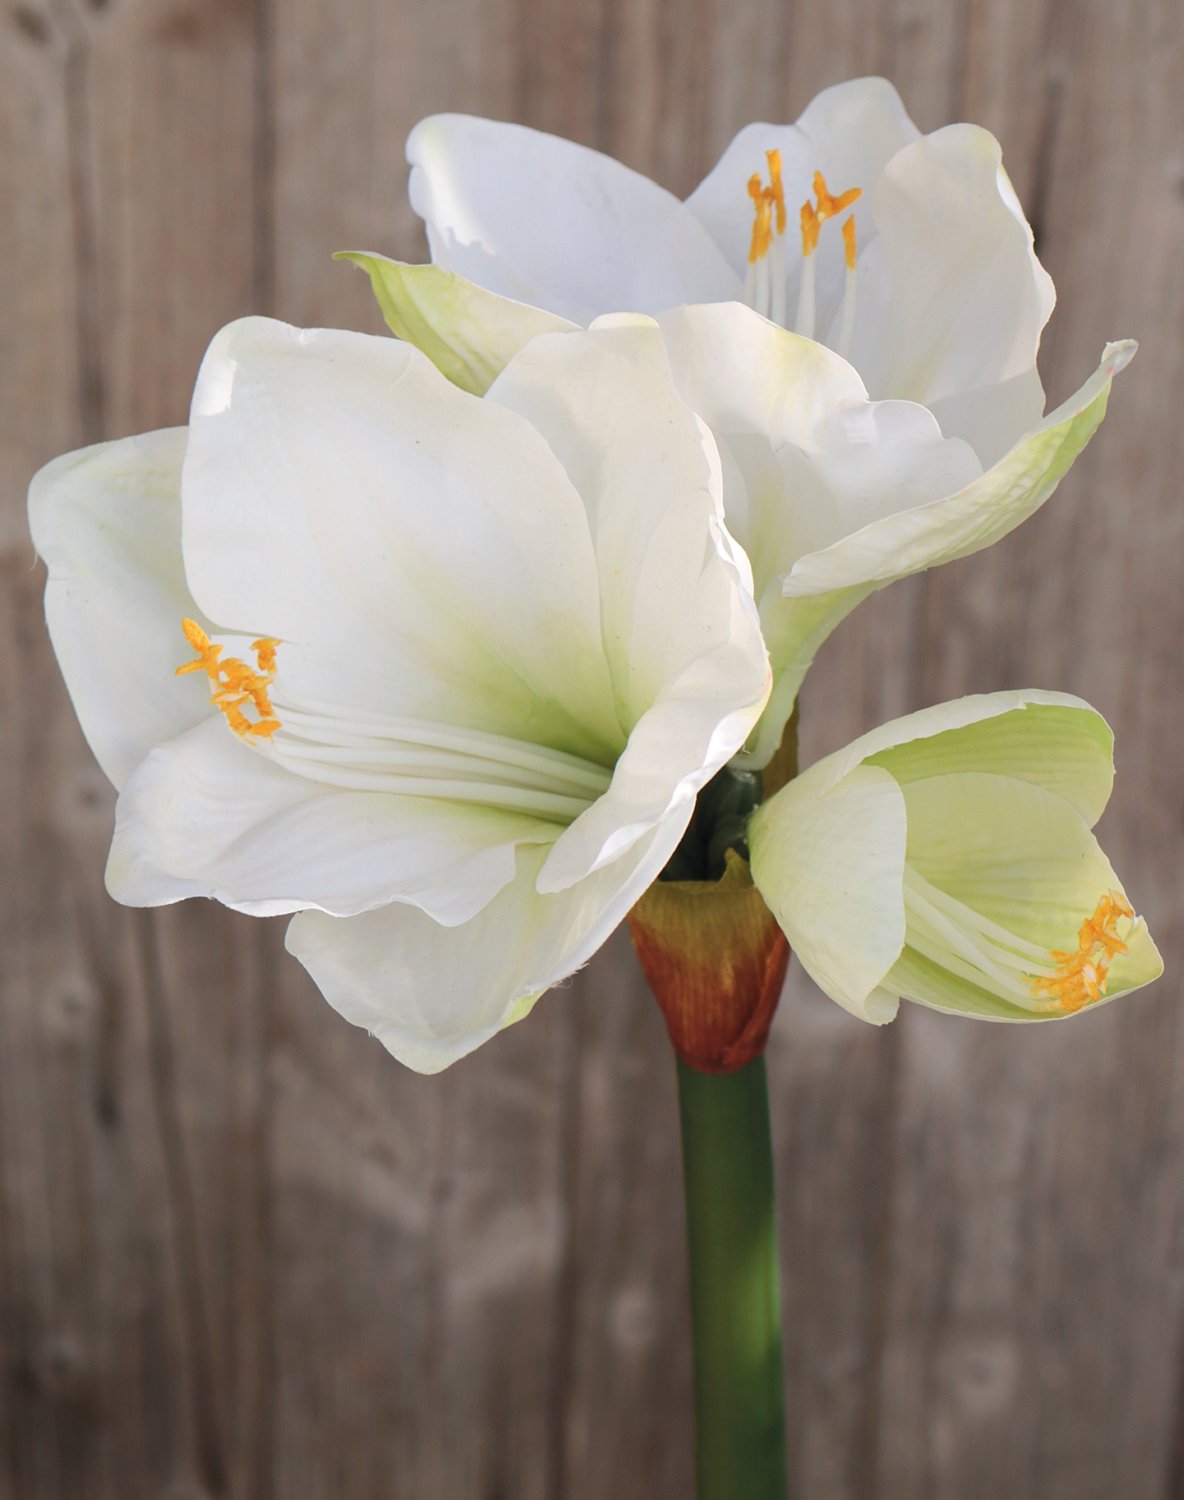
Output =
[
  {"x1": 54, "y1": 0, "x2": 105, "y2": 444},
  {"x1": 543, "y1": 1001, "x2": 586, "y2": 1500},
  {"x1": 848, "y1": 1020, "x2": 904, "y2": 1500},
  {"x1": 253, "y1": 0, "x2": 277, "y2": 317},
  {"x1": 133, "y1": 910, "x2": 229, "y2": 1498},
  {"x1": 246, "y1": 933, "x2": 277, "y2": 1500}
]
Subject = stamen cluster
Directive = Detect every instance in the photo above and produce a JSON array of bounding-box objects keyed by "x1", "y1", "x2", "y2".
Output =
[
  {"x1": 176, "y1": 618, "x2": 282, "y2": 739},
  {"x1": 1031, "y1": 892, "x2": 1134, "y2": 1013},
  {"x1": 746, "y1": 149, "x2": 786, "y2": 265}
]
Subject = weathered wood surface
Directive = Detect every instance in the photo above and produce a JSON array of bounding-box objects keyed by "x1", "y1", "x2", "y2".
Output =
[{"x1": 2, "y1": 0, "x2": 1183, "y2": 1495}]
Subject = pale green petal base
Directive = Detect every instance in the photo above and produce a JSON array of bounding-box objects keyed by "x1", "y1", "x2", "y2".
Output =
[
  {"x1": 336, "y1": 252, "x2": 574, "y2": 394},
  {"x1": 749, "y1": 762, "x2": 907, "y2": 1022}
]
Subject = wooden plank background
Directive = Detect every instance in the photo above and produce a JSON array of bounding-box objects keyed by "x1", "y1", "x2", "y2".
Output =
[{"x1": 3, "y1": 0, "x2": 1183, "y2": 1495}]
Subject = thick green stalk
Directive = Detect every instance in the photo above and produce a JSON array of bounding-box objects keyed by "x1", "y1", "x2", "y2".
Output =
[{"x1": 677, "y1": 1056, "x2": 788, "y2": 1500}]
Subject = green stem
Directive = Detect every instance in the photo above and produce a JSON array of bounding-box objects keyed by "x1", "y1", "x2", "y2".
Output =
[{"x1": 677, "y1": 1056, "x2": 788, "y2": 1500}]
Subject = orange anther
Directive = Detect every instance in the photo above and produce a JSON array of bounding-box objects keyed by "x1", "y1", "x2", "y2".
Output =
[
  {"x1": 812, "y1": 170, "x2": 862, "y2": 219},
  {"x1": 766, "y1": 149, "x2": 786, "y2": 235},
  {"x1": 800, "y1": 200, "x2": 821, "y2": 257},
  {"x1": 842, "y1": 215, "x2": 857, "y2": 271},
  {"x1": 799, "y1": 169, "x2": 862, "y2": 259},
  {"x1": 747, "y1": 156, "x2": 787, "y2": 265},
  {"x1": 181, "y1": 618, "x2": 211, "y2": 651}
]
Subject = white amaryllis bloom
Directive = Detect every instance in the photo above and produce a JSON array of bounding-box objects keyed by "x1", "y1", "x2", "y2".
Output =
[
  {"x1": 29, "y1": 317, "x2": 770, "y2": 1072},
  {"x1": 406, "y1": 75, "x2": 1078, "y2": 463},
  {"x1": 747, "y1": 692, "x2": 1162, "y2": 1024}
]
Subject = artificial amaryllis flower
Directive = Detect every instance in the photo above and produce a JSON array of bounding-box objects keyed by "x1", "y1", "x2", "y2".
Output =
[
  {"x1": 340, "y1": 257, "x2": 1132, "y2": 764},
  {"x1": 405, "y1": 75, "x2": 1063, "y2": 464},
  {"x1": 747, "y1": 692, "x2": 1162, "y2": 1024},
  {"x1": 29, "y1": 317, "x2": 770, "y2": 1072}
]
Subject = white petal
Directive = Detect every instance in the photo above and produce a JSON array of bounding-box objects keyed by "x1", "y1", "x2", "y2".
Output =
[
  {"x1": 783, "y1": 343, "x2": 1134, "y2": 598},
  {"x1": 686, "y1": 77, "x2": 920, "y2": 306},
  {"x1": 749, "y1": 762, "x2": 907, "y2": 1022},
  {"x1": 29, "y1": 428, "x2": 209, "y2": 789},
  {"x1": 182, "y1": 316, "x2": 622, "y2": 762},
  {"x1": 286, "y1": 814, "x2": 686, "y2": 1073},
  {"x1": 484, "y1": 319, "x2": 771, "y2": 886},
  {"x1": 106, "y1": 717, "x2": 554, "y2": 922},
  {"x1": 846, "y1": 124, "x2": 1056, "y2": 463},
  {"x1": 653, "y1": 303, "x2": 979, "y2": 766},
  {"x1": 654, "y1": 301, "x2": 869, "y2": 592},
  {"x1": 658, "y1": 302, "x2": 980, "y2": 568},
  {"x1": 407, "y1": 114, "x2": 741, "y2": 323}
]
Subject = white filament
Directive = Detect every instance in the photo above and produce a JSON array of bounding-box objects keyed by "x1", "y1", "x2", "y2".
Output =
[
  {"x1": 794, "y1": 252, "x2": 816, "y2": 340},
  {"x1": 836, "y1": 262, "x2": 857, "y2": 362},
  {"x1": 258, "y1": 689, "x2": 614, "y2": 825},
  {"x1": 902, "y1": 865, "x2": 1055, "y2": 1009}
]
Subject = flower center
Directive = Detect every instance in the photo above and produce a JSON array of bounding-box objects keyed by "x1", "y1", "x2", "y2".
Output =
[
  {"x1": 176, "y1": 618, "x2": 282, "y2": 739},
  {"x1": 743, "y1": 161, "x2": 862, "y2": 355},
  {"x1": 174, "y1": 619, "x2": 612, "y2": 825},
  {"x1": 1029, "y1": 892, "x2": 1135, "y2": 1013},
  {"x1": 902, "y1": 867, "x2": 1135, "y2": 1016}
]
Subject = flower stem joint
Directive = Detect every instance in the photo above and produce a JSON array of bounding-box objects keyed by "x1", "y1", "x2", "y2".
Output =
[{"x1": 628, "y1": 762, "x2": 792, "y2": 1075}]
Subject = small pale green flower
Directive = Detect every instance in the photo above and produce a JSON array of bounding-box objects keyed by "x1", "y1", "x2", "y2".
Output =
[{"x1": 747, "y1": 692, "x2": 1162, "y2": 1024}]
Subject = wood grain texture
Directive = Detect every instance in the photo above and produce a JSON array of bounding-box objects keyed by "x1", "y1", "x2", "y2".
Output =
[{"x1": 2, "y1": 0, "x2": 1182, "y2": 1495}]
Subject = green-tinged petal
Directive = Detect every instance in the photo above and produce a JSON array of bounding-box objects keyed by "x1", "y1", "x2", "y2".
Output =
[
  {"x1": 769, "y1": 691, "x2": 1095, "y2": 806},
  {"x1": 740, "y1": 585, "x2": 875, "y2": 768},
  {"x1": 335, "y1": 253, "x2": 574, "y2": 394},
  {"x1": 28, "y1": 428, "x2": 211, "y2": 790},
  {"x1": 865, "y1": 698, "x2": 1114, "y2": 824},
  {"x1": 784, "y1": 342, "x2": 1135, "y2": 598},
  {"x1": 748, "y1": 763, "x2": 907, "y2": 1022},
  {"x1": 286, "y1": 816, "x2": 686, "y2": 1073},
  {"x1": 904, "y1": 772, "x2": 1126, "y2": 954}
]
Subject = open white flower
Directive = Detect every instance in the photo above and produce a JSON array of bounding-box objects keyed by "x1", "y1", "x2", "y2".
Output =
[
  {"x1": 747, "y1": 692, "x2": 1162, "y2": 1024},
  {"x1": 406, "y1": 75, "x2": 1062, "y2": 463},
  {"x1": 29, "y1": 317, "x2": 769, "y2": 1072}
]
